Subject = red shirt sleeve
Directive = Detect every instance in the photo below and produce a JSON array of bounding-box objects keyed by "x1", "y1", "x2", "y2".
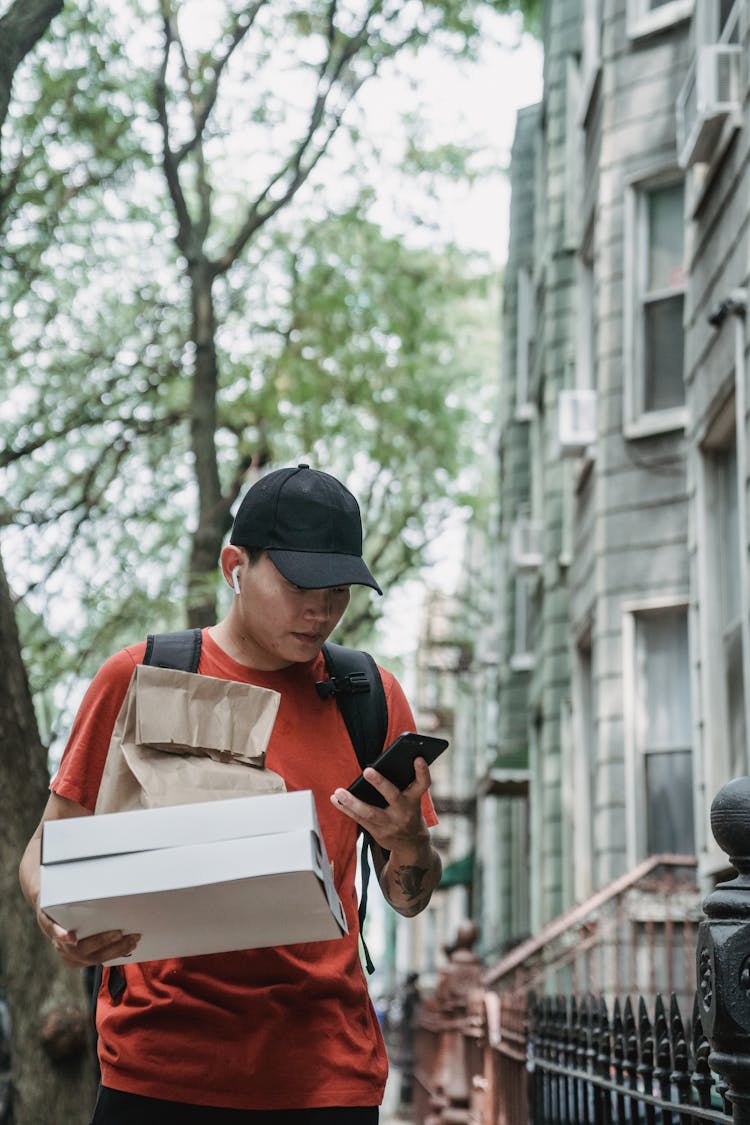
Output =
[{"x1": 51, "y1": 645, "x2": 144, "y2": 811}]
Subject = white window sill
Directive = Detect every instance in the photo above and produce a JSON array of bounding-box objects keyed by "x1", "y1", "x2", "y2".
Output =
[
  {"x1": 624, "y1": 407, "x2": 688, "y2": 440},
  {"x1": 627, "y1": 0, "x2": 692, "y2": 41},
  {"x1": 510, "y1": 654, "x2": 536, "y2": 673},
  {"x1": 515, "y1": 403, "x2": 536, "y2": 423}
]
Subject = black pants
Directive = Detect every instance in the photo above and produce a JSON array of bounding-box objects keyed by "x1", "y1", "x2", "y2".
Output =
[{"x1": 90, "y1": 1087, "x2": 379, "y2": 1124}]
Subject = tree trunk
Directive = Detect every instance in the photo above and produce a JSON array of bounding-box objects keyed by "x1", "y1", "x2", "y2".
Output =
[
  {"x1": 0, "y1": 553, "x2": 98, "y2": 1124},
  {"x1": 1, "y1": 5, "x2": 99, "y2": 1117},
  {"x1": 187, "y1": 260, "x2": 234, "y2": 628}
]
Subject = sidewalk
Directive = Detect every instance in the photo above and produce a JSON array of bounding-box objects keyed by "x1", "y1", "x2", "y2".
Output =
[{"x1": 380, "y1": 1065, "x2": 413, "y2": 1125}]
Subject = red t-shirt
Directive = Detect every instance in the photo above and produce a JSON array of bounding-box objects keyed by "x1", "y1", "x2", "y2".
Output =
[{"x1": 51, "y1": 629, "x2": 436, "y2": 1110}]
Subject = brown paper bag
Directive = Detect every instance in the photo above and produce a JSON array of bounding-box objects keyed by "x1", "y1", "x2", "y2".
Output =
[{"x1": 95, "y1": 664, "x2": 285, "y2": 814}]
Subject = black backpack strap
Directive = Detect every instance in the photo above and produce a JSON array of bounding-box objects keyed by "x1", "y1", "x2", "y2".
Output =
[
  {"x1": 319, "y1": 642, "x2": 388, "y2": 770},
  {"x1": 143, "y1": 628, "x2": 203, "y2": 672},
  {"x1": 318, "y1": 642, "x2": 388, "y2": 974}
]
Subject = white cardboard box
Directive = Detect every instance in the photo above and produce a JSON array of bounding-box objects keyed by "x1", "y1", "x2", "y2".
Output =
[{"x1": 40, "y1": 791, "x2": 347, "y2": 964}]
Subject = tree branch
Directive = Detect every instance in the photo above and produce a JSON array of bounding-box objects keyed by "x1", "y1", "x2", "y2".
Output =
[
  {"x1": 156, "y1": 1, "x2": 270, "y2": 258},
  {"x1": 0, "y1": 0, "x2": 63, "y2": 128},
  {"x1": 212, "y1": 76, "x2": 364, "y2": 275},
  {"x1": 173, "y1": 1, "x2": 267, "y2": 166},
  {"x1": 212, "y1": 1, "x2": 416, "y2": 275},
  {"x1": 155, "y1": 2, "x2": 195, "y2": 255}
]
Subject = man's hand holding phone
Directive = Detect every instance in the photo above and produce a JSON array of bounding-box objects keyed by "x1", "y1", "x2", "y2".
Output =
[
  {"x1": 330, "y1": 731, "x2": 447, "y2": 844},
  {"x1": 330, "y1": 731, "x2": 447, "y2": 916},
  {"x1": 345, "y1": 732, "x2": 448, "y2": 808},
  {"x1": 328, "y1": 729, "x2": 445, "y2": 922}
]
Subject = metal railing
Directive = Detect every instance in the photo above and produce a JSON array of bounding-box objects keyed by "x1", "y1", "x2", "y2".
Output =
[
  {"x1": 409, "y1": 778, "x2": 750, "y2": 1125},
  {"x1": 530, "y1": 991, "x2": 730, "y2": 1124},
  {"x1": 484, "y1": 854, "x2": 700, "y2": 1011}
]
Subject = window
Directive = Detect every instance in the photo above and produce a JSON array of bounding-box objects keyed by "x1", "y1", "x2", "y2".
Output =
[
  {"x1": 697, "y1": 403, "x2": 750, "y2": 819},
  {"x1": 515, "y1": 268, "x2": 534, "y2": 420},
  {"x1": 627, "y1": 606, "x2": 695, "y2": 858},
  {"x1": 715, "y1": 438, "x2": 747, "y2": 774},
  {"x1": 627, "y1": 0, "x2": 693, "y2": 39},
  {"x1": 625, "y1": 177, "x2": 687, "y2": 435},
  {"x1": 476, "y1": 794, "x2": 530, "y2": 955},
  {"x1": 570, "y1": 631, "x2": 596, "y2": 901},
  {"x1": 718, "y1": 0, "x2": 740, "y2": 41},
  {"x1": 532, "y1": 119, "x2": 547, "y2": 289},
  {"x1": 564, "y1": 57, "x2": 583, "y2": 249},
  {"x1": 577, "y1": 223, "x2": 597, "y2": 394},
  {"x1": 511, "y1": 573, "x2": 536, "y2": 672},
  {"x1": 581, "y1": 0, "x2": 602, "y2": 116},
  {"x1": 696, "y1": 0, "x2": 740, "y2": 44},
  {"x1": 642, "y1": 184, "x2": 686, "y2": 413}
]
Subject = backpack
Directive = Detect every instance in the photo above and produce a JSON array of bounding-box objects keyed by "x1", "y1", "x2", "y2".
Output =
[{"x1": 144, "y1": 629, "x2": 388, "y2": 972}]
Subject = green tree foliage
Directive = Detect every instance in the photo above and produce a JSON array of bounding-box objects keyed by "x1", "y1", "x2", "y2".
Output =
[
  {"x1": 0, "y1": 1, "x2": 521, "y2": 1115},
  {"x1": 1, "y1": 0, "x2": 521, "y2": 718}
]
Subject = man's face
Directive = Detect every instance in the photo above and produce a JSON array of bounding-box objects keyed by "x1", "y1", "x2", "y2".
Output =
[{"x1": 233, "y1": 552, "x2": 351, "y2": 670}]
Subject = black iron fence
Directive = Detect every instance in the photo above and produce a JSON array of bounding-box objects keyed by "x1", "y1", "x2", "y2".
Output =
[
  {"x1": 529, "y1": 991, "x2": 730, "y2": 1124},
  {"x1": 412, "y1": 778, "x2": 750, "y2": 1125}
]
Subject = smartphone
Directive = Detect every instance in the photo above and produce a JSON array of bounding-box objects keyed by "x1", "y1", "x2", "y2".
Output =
[{"x1": 347, "y1": 731, "x2": 449, "y2": 808}]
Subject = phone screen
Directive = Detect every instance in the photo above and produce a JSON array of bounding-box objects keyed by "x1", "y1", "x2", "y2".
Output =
[{"x1": 346, "y1": 731, "x2": 449, "y2": 808}]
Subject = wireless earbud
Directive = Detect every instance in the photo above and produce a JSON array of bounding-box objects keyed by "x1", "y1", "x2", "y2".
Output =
[{"x1": 231, "y1": 567, "x2": 241, "y2": 596}]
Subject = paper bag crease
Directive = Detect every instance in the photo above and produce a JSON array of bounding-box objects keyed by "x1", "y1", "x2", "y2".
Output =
[{"x1": 95, "y1": 664, "x2": 284, "y2": 813}]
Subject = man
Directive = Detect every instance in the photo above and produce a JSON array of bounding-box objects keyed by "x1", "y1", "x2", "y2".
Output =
[{"x1": 19, "y1": 464, "x2": 441, "y2": 1124}]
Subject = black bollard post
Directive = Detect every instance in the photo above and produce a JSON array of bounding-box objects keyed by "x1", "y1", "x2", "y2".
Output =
[{"x1": 696, "y1": 777, "x2": 750, "y2": 1125}]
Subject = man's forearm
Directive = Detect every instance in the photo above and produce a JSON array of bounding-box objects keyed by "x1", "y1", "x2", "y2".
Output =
[
  {"x1": 19, "y1": 829, "x2": 43, "y2": 910},
  {"x1": 376, "y1": 836, "x2": 442, "y2": 918}
]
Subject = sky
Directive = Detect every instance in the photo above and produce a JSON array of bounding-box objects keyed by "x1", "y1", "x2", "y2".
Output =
[
  {"x1": 366, "y1": 20, "x2": 544, "y2": 659},
  {"x1": 360, "y1": 24, "x2": 543, "y2": 969},
  {"x1": 366, "y1": 23, "x2": 543, "y2": 267},
  {"x1": 8, "y1": 2, "x2": 544, "y2": 712}
]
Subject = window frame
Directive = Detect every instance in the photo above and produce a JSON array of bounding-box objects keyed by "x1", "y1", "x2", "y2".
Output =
[
  {"x1": 623, "y1": 597, "x2": 695, "y2": 867},
  {"x1": 580, "y1": 0, "x2": 602, "y2": 122},
  {"x1": 564, "y1": 55, "x2": 583, "y2": 251},
  {"x1": 623, "y1": 170, "x2": 688, "y2": 438},
  {"x1": 515, "y1": 267, "x2": 535, "y2": 421},
  {"x1": 695, "y1": 0, "x2": 741, "y2": 45},
  {"x1": 576, "y1": 219, "x2": 597, "y2": 396},
  {"x1": 568, "y1": 627, "x2": 596, "y2": 902},
  {"x1": 695, "y1": 401, "x2": 750, "y2": 853},
  {"x1": 510, "y1": 572, "x2": 536, "y2": 672},
  {"x1": 627, "y1": 0, "x2": 693, "y2": 40}
]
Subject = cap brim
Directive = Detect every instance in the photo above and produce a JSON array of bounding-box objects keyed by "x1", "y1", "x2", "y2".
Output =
[{"x1": 267, "y1": 549, "x2": 383, "y2": 595}]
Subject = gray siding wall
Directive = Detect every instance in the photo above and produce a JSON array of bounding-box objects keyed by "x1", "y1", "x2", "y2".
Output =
[
  {"x1": 499, "y1": 0, "x2": 583, "y2": 931},
  {"x1": 684, "y1": 9, "x2": 750, "y2": 860},
  {"x1": 591, "y1": 1, "x2": 691, "y2": 883},
  {"x1": 489, "y1": 0, "x2": 748, "y2": 961},
  {"x1": 487, "y1": 104, "x2": 538, "y2": 956},
  {"x1": 499, "y1": 103, "x2": 538, "y2": 766}
]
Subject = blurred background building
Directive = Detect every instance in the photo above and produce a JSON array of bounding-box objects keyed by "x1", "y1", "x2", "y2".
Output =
[{"x1": 383, "y1": 0, "x2": 749, "y2": 1014}]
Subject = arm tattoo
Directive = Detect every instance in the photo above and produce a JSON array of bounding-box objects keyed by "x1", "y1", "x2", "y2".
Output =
[
  {"x1": 398, "y1": 893, "x2": 431, "y2": 918},
  {"x1": 393, "y1": 864, "x2": 429, "y2": 900}
]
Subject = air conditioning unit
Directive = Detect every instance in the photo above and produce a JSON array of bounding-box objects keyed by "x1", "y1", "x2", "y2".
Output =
[
  {"x1": 676, "y1": 44, "x2": 742, "y2": 169},
  {"x1": 511, "y1": 517, "x2": 543, "y2": 573},
  {"x1": 558, "y1": 388, "x2": 596, "y2": 456}
]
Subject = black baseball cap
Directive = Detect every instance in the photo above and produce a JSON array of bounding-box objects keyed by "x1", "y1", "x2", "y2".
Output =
[{"x1": 230, "y1": 464, "x2": 382, "y2": 594}]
